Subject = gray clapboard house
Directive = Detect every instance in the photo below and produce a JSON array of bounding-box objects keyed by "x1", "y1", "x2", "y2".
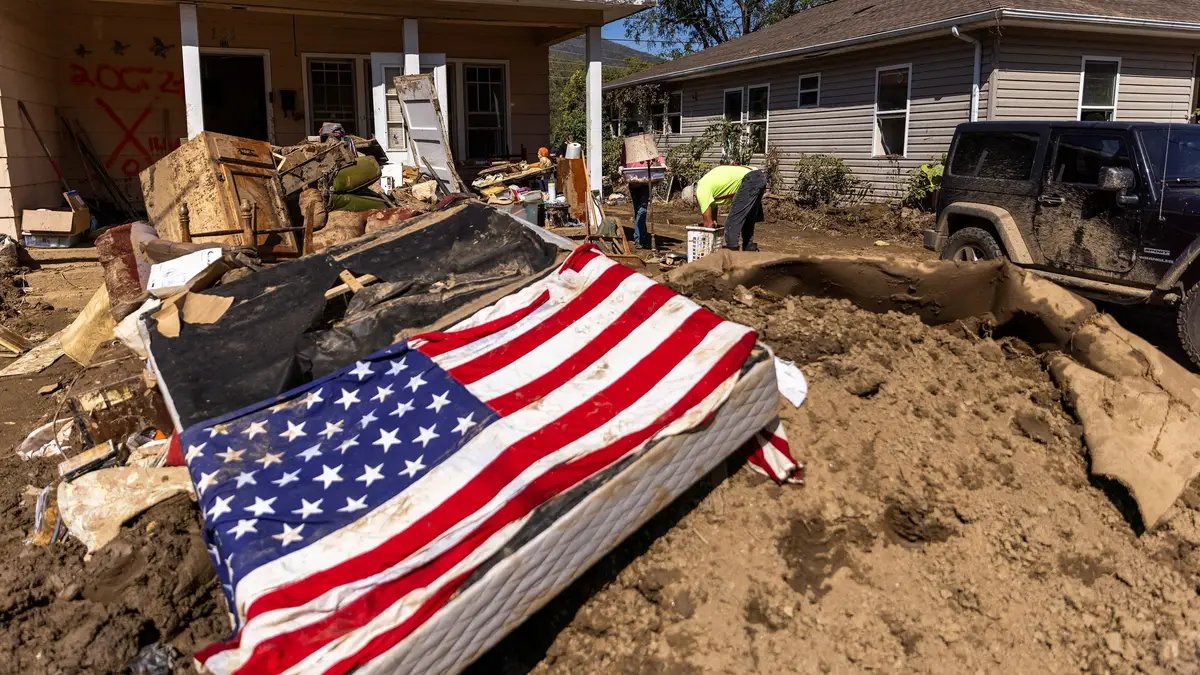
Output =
[{"x1": 606, "y1": 0, "x2": 1200, "y2": 198}]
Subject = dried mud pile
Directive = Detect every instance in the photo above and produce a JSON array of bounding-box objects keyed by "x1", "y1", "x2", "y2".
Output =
[{"x1": 509, "y1": 285, "x2": 1200, "y2": 674}]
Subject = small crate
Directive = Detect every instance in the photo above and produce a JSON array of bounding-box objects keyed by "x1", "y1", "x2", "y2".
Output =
[
  {"x1": 22, "y1": 231, "x2": 85, "y2": 248},
  {"x1": 686, "y1": 226, "x2": 720, "y2": 262}
]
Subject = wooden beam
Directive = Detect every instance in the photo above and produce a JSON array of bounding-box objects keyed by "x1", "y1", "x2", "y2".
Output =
[{"x1": 91, "y1": 0, "x2": 603, "y2": 25}]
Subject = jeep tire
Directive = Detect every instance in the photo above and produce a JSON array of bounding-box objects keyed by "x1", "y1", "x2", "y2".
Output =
[
  {"x1": 1178, "y1": 281, "x2": 1200, "y2": 370},
  {"x1": 940, "y1": 227, "x2": 1004, "y2": 263}
]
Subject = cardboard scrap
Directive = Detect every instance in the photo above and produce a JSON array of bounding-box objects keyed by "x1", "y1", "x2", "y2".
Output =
[
  {"x1": 62, "y1": 286, "x2": 117, "y2": 365},
  {"x1": 152, "y1": 291, "x2": 234, "y2": 338},
  {"x1": 57, "y1": 466, "x2": 194, "y2": 552},
  {"x1": 0, "y1": 329, "x2": 64, "y2": 378}
]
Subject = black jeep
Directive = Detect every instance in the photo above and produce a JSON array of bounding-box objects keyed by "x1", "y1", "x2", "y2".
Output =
[{"x1": 926, "y1": 121, "x2": 1200, "y2": 368}]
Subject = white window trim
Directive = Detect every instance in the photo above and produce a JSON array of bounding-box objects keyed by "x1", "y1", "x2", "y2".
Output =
[
  {"x1": 798, "y1": 72, "x2": 821, "y2": 108},
  {"x1": 301, "y1": 53, "x2": 370, "y2": 138},
  {"x1": 723, "y1": 87, "x2": 745, "y2": 122},
  {"x1": 201, "y1": 47, "x2": 275, "y2": 142},
  {"x1": 448, "y1": 58, "x2": 513, "y2": 159},
  {"x1": 746, "y1": 83, "x2": 770, "y2": 150},
  {"x1": 873, "y1": 62, "x2": 912, "y2": 158},
  {"x1": 666, "y1": 90, "x2": 683, "y2": 134},
  {"x1": 1077, "y1": 55, "x2": 1121, "y2": 121}
]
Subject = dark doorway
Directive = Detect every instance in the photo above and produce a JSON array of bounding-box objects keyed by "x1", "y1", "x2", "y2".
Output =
[{"x1": 200, "y1": 54, "x2": 269, "y2": 141}]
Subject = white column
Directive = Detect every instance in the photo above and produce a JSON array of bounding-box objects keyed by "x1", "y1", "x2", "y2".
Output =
[
  {"x1": 585, "y1": 25, "x2": 603, "y2": 195},
  {"x1": 403, "y1": 19, "x2": 420, "y2": 75},
  {"x1": 180, "y1": 2, "x2": 203, "y2": 139}
]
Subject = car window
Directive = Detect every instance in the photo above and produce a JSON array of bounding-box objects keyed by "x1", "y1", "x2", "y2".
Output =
[
  {"x1": 949, "y1": 132, "x2": 1039, "y2": 180},
  {"x1": 1050, "y1": 134, "x2": 1132, "y2": 185}
]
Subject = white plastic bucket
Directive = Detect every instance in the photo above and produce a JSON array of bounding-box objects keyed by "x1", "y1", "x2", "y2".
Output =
[{"x1": 686, "y1": 226, "x2": 720, "y2": 263}]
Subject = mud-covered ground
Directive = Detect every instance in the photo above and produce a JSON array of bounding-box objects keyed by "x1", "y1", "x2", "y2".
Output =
[{"x1": 483, "y1": 284, "x2": 1200, "y2": 674}]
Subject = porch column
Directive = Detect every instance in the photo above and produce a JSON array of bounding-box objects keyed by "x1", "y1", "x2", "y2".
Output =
[
  {"x1": 403, "y1": 19, "x2": 420, "y2": 75},
  {"x1": 585, "y1": 25, "x2": 602, "y2": 194},
  {"x1": 180, "y1": 2, "x2": 203, "y2": 138}
]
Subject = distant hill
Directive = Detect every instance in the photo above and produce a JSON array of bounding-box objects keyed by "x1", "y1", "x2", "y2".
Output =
[{"x1": 550, "y1": 36, "x2": 664, "y2": 67}]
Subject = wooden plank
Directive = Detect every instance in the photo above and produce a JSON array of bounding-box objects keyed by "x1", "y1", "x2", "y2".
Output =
[{"x1": 0, "y1": 324, "x2": 32, "y2": 354}]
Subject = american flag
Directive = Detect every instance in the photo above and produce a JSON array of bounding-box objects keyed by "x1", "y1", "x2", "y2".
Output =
[{"x1": 182, "y1": 245, "x2": 774, "y2": 673}]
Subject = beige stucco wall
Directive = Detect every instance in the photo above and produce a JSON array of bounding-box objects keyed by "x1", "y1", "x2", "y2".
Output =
[{"x1": 0, "y1": 0, "x2": 553, "y2": 231}]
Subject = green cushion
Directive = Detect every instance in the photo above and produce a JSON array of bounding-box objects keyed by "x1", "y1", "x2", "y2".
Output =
[{"x1": 331, "y1": 156, "x2": 382, "y2": 193}]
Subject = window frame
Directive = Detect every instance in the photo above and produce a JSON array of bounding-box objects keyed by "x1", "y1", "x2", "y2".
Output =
[
  {"x1": 302, "y1": 52, "x2": 370, "y2": 138},
  {"x1": 1077, "y1": 56, "x2": 1121, "y2": 121},
  {"x1": 723, "y1": 87, "x2": 744, "y2": 123},
  {"x1": 797, "y1": 72, "x2": 821, "y2": 108},
  {"x1": 873, "y1": 63, "x2": 912, "y2": 158},
  {"x1": 745, "y1": 83, "x2": 770, "y2": 152},
  {"x1": 1047, "y1": 131, "x2": 1133, "y2": 188},
  {"x1": 667, "y1": 91, "x2": 683, "y2": 134}
]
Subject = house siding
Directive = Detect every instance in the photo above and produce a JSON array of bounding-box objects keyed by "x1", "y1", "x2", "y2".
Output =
[
  {"x1": 993, "y1": 28, "x2": 1195, "y2": 122},
  {"x1": 658, "y1": 35, "x2": 977, "y2": 200}
]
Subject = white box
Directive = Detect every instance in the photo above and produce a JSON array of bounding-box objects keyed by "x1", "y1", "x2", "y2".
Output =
[{"x1": 686, "y1": 226, "x2": 720, "y2": 263}]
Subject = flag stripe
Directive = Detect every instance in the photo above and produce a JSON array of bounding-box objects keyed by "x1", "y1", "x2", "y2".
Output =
[
  {"x1": 234, "y1": 329, "x2": 757, "y2": 675},
  {"x1": 243, "y1": 308, "x2": 722, "y2": 626},
  {"x1": 412, "y1": 289, "x2": 550, "y2": 358},
  {"x1": 442, "y1": 263, "x2": 635, "y2": 384}
]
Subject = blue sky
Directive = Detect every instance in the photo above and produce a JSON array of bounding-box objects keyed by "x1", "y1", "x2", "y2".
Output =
[{"x1": 603, "y1": 18, "x2": 671, "y2": 57}]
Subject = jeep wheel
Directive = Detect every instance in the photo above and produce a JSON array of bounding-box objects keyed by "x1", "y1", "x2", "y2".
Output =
[
  {"x1": 1177, "y1": 281, "x2": 1200, "y2": 370},
  {"x1": 940, "y1": 227, "x2": 1004, "y2": 263}
]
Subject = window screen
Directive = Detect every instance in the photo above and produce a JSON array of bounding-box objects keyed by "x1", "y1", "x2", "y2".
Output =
[
  {"x1": 798, "y1": 74, "x2": 820, "y2": 108},
  {"x1": 949, "y1": 132, "x2": 1040, "y2": 180},
  {"x1": 1051, "y1": 134, "x2": 1131, "y2": 185}
]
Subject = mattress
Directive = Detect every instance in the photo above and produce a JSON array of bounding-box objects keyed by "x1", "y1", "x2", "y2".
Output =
[{"x1": 379, "y1": 346, "x2": 778, "y2": 673}]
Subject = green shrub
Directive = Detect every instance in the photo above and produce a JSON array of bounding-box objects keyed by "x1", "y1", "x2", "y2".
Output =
[
  {"x1": 791, "y1": 154, "x2": 867, "y2": 205},
  {"x1": 905, "y1": 159, "x2": 944, "y2": 209}
]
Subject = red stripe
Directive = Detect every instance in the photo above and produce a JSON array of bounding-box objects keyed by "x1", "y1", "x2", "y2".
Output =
[
  {"x1": 238, "y1": 330, "x2": 757, "y2": 675},
  {"x1": 486, "y1": 283, "x2": 676, "y2": 416},
  {"x1": 558, "y1": 244, "x2": 601, "y2": 274},
  {"x1": 444, "y1": 263, "x2": 636, "y2": 385},
  {"x1": 233, "y1": 319, "x2": 750, "y2": 673},
  {"x1": 413, "y1": 289, "x2": 550, "y2": 358}
]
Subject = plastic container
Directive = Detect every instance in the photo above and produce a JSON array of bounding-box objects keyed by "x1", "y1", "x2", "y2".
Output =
[
  {"x1": 22, "y1": 231, "x2": 85, "y2": 248},
  {"x1": 520, "y1": 190, "x2": 544, "y2": 226},
  {"x1": 686, "y1": 226, "x2": 720, "y2": 262}
]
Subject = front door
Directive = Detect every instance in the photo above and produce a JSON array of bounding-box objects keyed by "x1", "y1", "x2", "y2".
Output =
[
  {"x1": 371, "y1": 53, "x2": 447, "y2": 182},
  {"x1": 1034, "y1": 131, "x2": 1141, "y2": 274},
  {"x1": 201, "y1": 53, "x2": 269, "y2": 141}
]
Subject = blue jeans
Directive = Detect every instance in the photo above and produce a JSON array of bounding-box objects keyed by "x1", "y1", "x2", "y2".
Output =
[{"x1": 629, "y1": 183, "x2": 651, "y2": 247}]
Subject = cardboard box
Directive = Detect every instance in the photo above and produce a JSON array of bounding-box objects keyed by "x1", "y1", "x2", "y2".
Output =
[{"x1": 21, "y1": 191, "x2": 90, "y2": 235}]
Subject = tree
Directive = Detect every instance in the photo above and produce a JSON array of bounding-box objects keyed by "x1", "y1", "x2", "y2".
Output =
[
  {"x1": 626, "y1": 0, "x2": 829, "y2": 56},
  {"x1": 549, "y1": 57, "x2": 659, "y2": 149}
]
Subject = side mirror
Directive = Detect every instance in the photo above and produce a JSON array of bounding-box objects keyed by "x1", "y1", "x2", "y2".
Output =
[{"x1": 1099, "y1": 166, "x2": 1135, "y2": 192}]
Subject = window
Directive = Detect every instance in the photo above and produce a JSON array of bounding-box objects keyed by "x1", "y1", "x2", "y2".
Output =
[
  {"x1": 1051, "y1": 134, "x2": 1131, "y2": 185},
  {"x1": 1079, "y1": 58, "x2": 1119, "y2": 121},
  {"x1": 464, "y1": 63, "x2": 507, "y2": 159},
  {"x1": 746, "y1": 84, "x2": 769, "y2": 152},
  {"x1": 308, "y1": 58, "x2": 360, "y2": 135},
  {"x1": 649, "y1": 101, "x2": 665, "y2": 133},
  {"x1": 948, "y1": 131, "x2": 1040, "y2": 181},
  {"x1": 606, "y1": 102, "x2": 622, "y2": 136},
  {"x1": 667, "y1": 91, "x2": 682, "y2": 134},
  {"x1": 874, "y1": 65, "x2": 910, "y2": 156},
  {"x1": 798, "y1": 73, "x2": 820, "y2": 108},
  {"x1": 381, "y1": 65, "x2": 406, "y2": 150},
  {"x1": 723, "y1": 88, "x2": 743, "y2": 122}
]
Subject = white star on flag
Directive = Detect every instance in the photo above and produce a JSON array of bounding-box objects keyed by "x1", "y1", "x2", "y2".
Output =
[
  {"x1": 245, "y1": 496, "x2": 277, "y2": 516},
  {"x1": 452, "y1": 413, "x2": 477, "y2": 435},
  {"x1": 234, "y1": 470, "x2": 258, "y2": 487},
  {"x1": 228, "y1": 519, "x2": 258, "y2": 540},
  {"x1": 356, "y1": 464, "x2": 385, "y2": 487},
  {"x1": 373, "y1": 428, "x2": 401, "y2": 453},
  {"x1": 349, "y1": 361, "x2": 374, "y2": 380},
  {"x1": 338, "y1": 496, "x2": 369, "y2": 513},
  {"x1": 257, "y1": 452, "x2": 283, "y2": 468},
  {"x1": 336, "y1": 388, "x2": 361, "y2": 411},
  {"x1": 338, "y1": 435, "x2": 360, "y2": 454},
  {"x1": 315, "y1": 464, "x2": 344, "y2": 489},
  {"x1": 185, "y1": 443, "x2": 207, "y2": 462},
  {"x1": 390, "y1": 399, "x2": 415, "y2": 419},
  {"x1": 386, "y1": 358, "x2": 408, "y2": 376},
  {"x1": 272, "y1": 469, "x2": 301, "y2": 487},
  {"x1": 243, "y1": 420, "x2": 268, "y2": 439},
  {"x1": 292, "y1": 498, "x2": 323, "y2": 519},
  {"x1": 196, "y1": 470, "x2": 219, "y2": 494},
  {"x1": 359, "y1": 409, "x2": 379, "y2": 428},
  {"x1": 280, "y1": 421, "x2": 307, "y2": 442},
  {"x1": 427, "y1": 391, "x2": 451, "y2": 413},
  {"x1": 298, "y1": 444, "x2": 323, "y2": 462},
  {"x1": 413, "y1": 424, "x2": 440, "y2": 448},
  {"x1": 372, "y1": 385, "x2": 394, "y2": 403},
  {"x1": 406, "y1": 373, "x2": 427, "y2": 392},
  {"x1": 303, "y1": 389, "x2": 324, "y2": 409},
  {"x1": 400, "y1": 455, "x2": 426, "y2": 478},
  {"x1": 207, "y1": 494, "x2": 234, "y2": 519},
  {"x1": 208, "y1": 426, "x2": 228, "y2": 438},
  {"x1": 319, "y1": 420, "x2": 344, "y2": 439},
  {"x1": 216, "y1": 448, "x2": 245, "y2": 463},
  {"x1": 272, "y1": 523, "x2": 305, "y2": 546}
]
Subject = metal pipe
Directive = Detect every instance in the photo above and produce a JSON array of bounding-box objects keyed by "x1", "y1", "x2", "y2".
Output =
[{"x1": 951, "y1": 26, "x2": 981, "y2": 122}]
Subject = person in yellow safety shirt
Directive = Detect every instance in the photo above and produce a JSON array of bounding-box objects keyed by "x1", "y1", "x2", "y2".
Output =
[{"x1": 696, "y1": 164, "x2": 766, "y2": 251}]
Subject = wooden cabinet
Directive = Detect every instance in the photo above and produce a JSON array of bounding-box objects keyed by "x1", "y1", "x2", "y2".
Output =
[{"x1": 140, "y1": 132, "x2": 297, "y2": 256}]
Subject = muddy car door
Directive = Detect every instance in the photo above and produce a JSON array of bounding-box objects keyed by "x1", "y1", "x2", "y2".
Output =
[{"x1": 1034, "y1": 131, "x2": 1141, "y2": 275}]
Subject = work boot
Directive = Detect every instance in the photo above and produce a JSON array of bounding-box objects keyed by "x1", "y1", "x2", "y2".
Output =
[{"x1": 742, "y1": 242, "x2": 760, "y2": 252}]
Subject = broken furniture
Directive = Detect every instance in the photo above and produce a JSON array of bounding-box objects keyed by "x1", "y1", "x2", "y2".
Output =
[
  {"x1": 277, "y1": 140, "x2": 358, "y2": 197},
  {"x1": 141, "y1": 132, "x2": 299, "y2": 258}
]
